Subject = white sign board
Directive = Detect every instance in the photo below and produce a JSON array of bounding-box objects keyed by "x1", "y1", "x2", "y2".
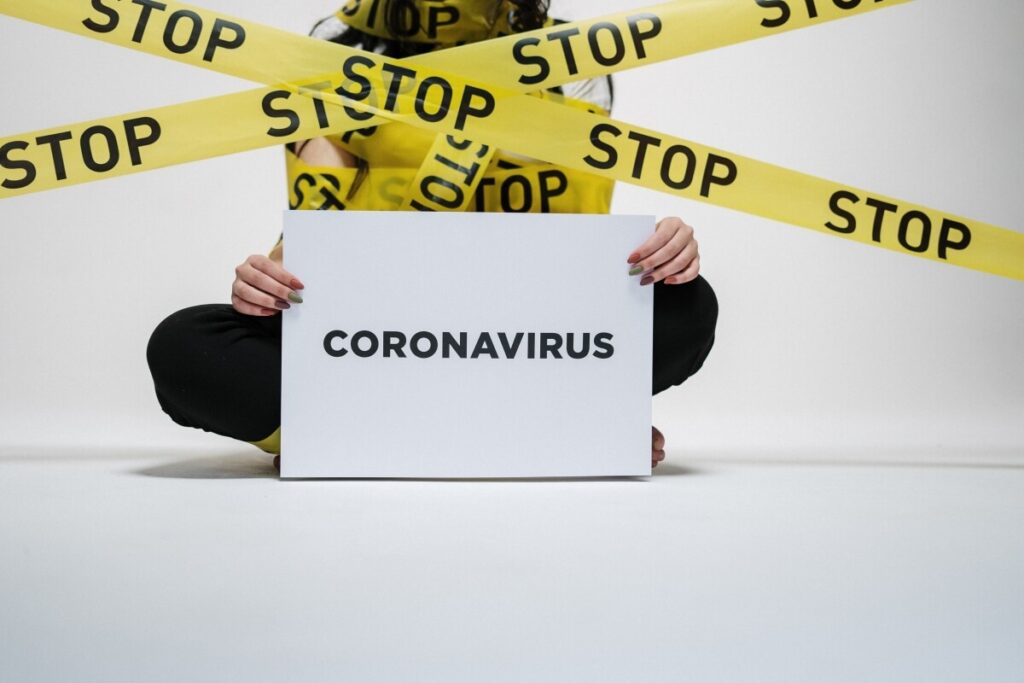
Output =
[{"x1": 281, "y1": 211, "x2": 654, "y2": 479}]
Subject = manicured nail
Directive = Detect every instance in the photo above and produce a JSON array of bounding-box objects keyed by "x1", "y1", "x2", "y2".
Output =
[
  {"x1": 288, "y1": 292, "x2": 304, "y2": 304},
  {"x1": 275, "y1": 300, "x2": 291, "y2": 310},
  {"x1": 640, "y1": 276, "x2": 654, "y2": 286},
  {"x1": 627, "y1": 253, "x2": 641, "y2": 264},
  {"x1": 290, "y1": 278, "x2": 305, "y2": 290},
  {"x1": 628, "y1": 265, "x2": 644, "y2": 276}
]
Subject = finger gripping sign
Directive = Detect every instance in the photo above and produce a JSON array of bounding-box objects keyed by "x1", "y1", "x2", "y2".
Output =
[{"x1": 0, "y1": 0, "x2": 1021, "y2": 280}]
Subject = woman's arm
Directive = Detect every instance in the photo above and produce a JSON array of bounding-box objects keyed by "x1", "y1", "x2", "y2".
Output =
[
  {"x1": 231, "y1": 138, "x2": 356, "y2": 316},
  {"x1": 293, "y1": 137, "x2": 357, "y2": 169}
]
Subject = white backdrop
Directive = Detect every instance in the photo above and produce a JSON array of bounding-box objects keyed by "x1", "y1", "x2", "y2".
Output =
[{"x1": 1, "y1": 0, "x2": 1021, "y2": 459}]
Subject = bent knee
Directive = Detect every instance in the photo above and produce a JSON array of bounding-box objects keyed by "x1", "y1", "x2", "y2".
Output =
[
  {"x1": 658, "y1": 275, "x2": 719, "y2": 336},
  {"x1": 146, "y1": 304, "x2": 230, "y2": 379},
  {"x1": 688, "y1": 275, "x2": 719, "y2": 328}
]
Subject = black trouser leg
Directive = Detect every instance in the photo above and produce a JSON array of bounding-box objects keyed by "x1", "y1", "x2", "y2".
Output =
[
  {"x1": 652, "y1": 275, "x2": 719, "y2": 395},
  {"x1": 146, "y1": 276, "x2": 718, "y2": 444},
  {"x1": 146, "y1": 304, "x2": 282, "y2": 443}
]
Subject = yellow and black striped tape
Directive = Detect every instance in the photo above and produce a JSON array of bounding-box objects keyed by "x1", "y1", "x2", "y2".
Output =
[{"x1": 1, "y1": 0, "x2": 1022, "y2": 280}]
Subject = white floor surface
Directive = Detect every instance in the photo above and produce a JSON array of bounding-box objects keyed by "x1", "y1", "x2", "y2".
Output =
[{"x1": 2, "y1": 444, "x2": 1023, "y2": 682}]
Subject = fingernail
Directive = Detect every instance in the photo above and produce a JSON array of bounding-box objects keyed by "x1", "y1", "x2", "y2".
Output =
[
  {"x1": 275, "y1": 300, "x2": 291, "y2": 310},
  {"x1": 288, "y1": 292, "x2": 304, "y2": 304},
  {"x1": 628, "y1": 265, "x2": 644, "y2": 276},
  {"x1": 627, "y1": 253, "x2": 640, "y2": 264},
  {"x1": 291, "y1": 279, "x2": 305, "y2": 290},
  {"x1": 640, "y1": 276, "x2": 654, "y2": 286}
]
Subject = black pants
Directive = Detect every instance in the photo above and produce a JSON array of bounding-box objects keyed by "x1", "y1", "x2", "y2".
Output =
[{"x1": 146, "y1": 276, "x2": 719, "y2": 445}]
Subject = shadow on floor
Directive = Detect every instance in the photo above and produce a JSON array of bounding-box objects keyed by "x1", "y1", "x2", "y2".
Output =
[
  {"x1": 0, "y1": 444, "x2": 240, "y2": 464},
  {"x1": 0, "y1": 444, "x2": 700, "y2": 481},
  {"x1": 136, "y1": 452, "x2": 279, "y2": 479},
  {"x1": 131, "y1": 448, "x2": 1024, "y2": 480},
  {"x1": 138, "y1": 455, "x2": 700, "y2": 481},
  {"x1": 15, "y1": 444, "x2": 1019, "y2": 481},
  {"x1": 277, "y1": 462, "x2": 701, "y2": 483},
  {"x1": 0, "y1": 444, "x2": 279, "y2": 479}
]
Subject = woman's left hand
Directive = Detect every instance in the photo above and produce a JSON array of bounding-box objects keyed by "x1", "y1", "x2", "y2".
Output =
[{"x1": 627, "y1": 216, "x2": 700, "y2": 286}]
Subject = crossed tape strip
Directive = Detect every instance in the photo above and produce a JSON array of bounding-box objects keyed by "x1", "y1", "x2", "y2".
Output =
[
  {"x1": 284, "y1": 149, "x2": 614, "y2": 214},
  {"x1": 1, "y1": 0, "x2": 1021, "y2": 280}
]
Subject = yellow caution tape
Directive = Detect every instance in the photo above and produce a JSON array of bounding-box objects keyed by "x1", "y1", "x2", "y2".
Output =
[
  {"x1": 395, "y1": 90, "x2": 607, "y2": 213},
  {"x1": 285, "y1": 148, "x2": 614, "y2": 214},
  {"x1": 272, "y1": 147, "x2": 614, "y2": 262},
  {"x1": 0, "y1": 0, "x2": 911, "y2": 94},
  {"x1": 1, "y1": 0, "x2": 1022, "y2": 280},
  {"x1": 0, "y1": 0, "x2": 917, "y2": 197},
  {"x1": 338, "y1": 0, "x2": 517, "y2": 45}
]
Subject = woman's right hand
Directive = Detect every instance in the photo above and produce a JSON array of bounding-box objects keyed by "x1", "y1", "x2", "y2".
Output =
[{"x1": 231, "y1": 254, "x2": 305, "y2": 317}]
